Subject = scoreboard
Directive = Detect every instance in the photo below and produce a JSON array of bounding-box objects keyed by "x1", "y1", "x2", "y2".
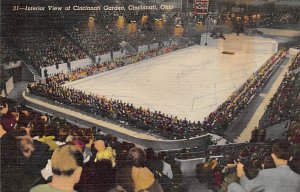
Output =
[{"x1": 194, "y1": 0, "x2": 209, "y2": 15}]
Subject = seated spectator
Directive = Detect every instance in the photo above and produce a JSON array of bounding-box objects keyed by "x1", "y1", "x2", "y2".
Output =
[
  {"x1": 257, "y1": 129, "x2": 266, "y2": 142},
  {"x1": 158, "y1": 152, "x2": 173, "y2": 179},
  {"x1": 250, "y1": 127, "x2": 259, "y2": 143},
  {"x1": 289, "y1": 150, "x2": 300, "y2": 174},
  {"x1": 220, "y1": 155, "x2": 239, "y2": 192},
  {"x1": 30, "y1": 144, "x2": 84, "y2": 192},
  {"x1": 19, "y1": 126, "x2": 51, "y2": 173},
  {"x1": 0, "y1": 112, "x2": 17, "y2": 133},
  {"x1": 247, "y1": 155, "x2": 262, "y2": 180},
  {"x1": 0, "y1": 100, "x2": 8, "y2": 116},
  {"x1": 0, "y1": 101, "x2": 18, "y2": 133},
  {"x1": 115, "y1": 147, "x2": 163, "y2": 192},
  {"x1": 94, "y1": 140, "x2": 116, "y2": 167},
  {"x1": 71, "y1": 137, "x2": 92, "y2": 163},
  {"x1": 196, "y1": 158, "x2": 216, "y2": 189},
  {"x1": 145, "y1": 148, "x2": 164, "y2": 177},
  {"x1": 291, "y1": 127, "x2": 300, "y2": 145},
  {"x1": 75, "y1": 145, "x2": 116, "y2": 192},
  {"x1": 146, "y1": 148, "x2": 171, "y2": 191},
  {"x1": 0, "y1": 123, "x2": 25, "y2": 192},
  {"x1": 163, "y1": 156, "x2": 183, "y2": 191},
  {"x1": 1, "y1": 125, "x2": 51, "y2": 192},
  {"x1": 262, "y1": 156, "x2": 276, "y2": 169},
  {"x1": 228, "y1": 141, "x2": 300, "y2": 192}
]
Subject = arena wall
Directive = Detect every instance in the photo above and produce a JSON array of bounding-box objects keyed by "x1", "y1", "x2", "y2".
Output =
[
  {"x1": 200, "y1": 33, "x2": 278, "y2": 54},
  {"x1": 24, "y1": 92, "x2": 211, "y2": 151}
]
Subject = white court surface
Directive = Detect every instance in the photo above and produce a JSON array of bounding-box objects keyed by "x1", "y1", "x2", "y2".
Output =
[{"x1": 65, "y1": 35, "x2": 276, "y2": 122}]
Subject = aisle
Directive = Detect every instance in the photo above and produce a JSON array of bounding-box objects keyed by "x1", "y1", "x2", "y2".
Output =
[{"x1": 236, "y1": 55, "x2": 294, "y2": 142}]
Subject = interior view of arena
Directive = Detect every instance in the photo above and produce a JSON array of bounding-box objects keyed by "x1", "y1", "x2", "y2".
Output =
[{"x1": 1, "y1": 0, "x2": 300, "y2": 192}]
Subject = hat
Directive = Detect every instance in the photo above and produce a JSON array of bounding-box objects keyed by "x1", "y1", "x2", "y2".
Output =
[
  {"x1": 71, "y1": 137, "x2": 85, "y2": 151},
  {"x1": 251, "y1": 153, "x2": 258, "y2": 160},
  {"x1": 18, "y1": 113, "x2": 30, "y2": 128},
  {"x1": 0, "y1": 113, "x2": 17, "y2": 133}
]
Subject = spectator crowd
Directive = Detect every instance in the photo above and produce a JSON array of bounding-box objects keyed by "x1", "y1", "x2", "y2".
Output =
[
  {"x1": 1, "y1": 96, "x2": 299, "y2": 192},
  {"x1": 0, "y1": 96, "x2": 183, "y2": 192},
  {"x1": 44, "y1": 44, "x2": 187, "y2": 80},
  {"x1": 194, "y1": 138, "x2": 300, "y2": 192},
  {"x1": 28, "y1": 49, "x2": 286, "y2": 139}
]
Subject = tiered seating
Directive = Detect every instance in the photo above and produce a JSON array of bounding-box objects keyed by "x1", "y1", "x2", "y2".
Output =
[
  {"x1": 0, "y1": 41, "x2": 20, "y2": 64},
  {"x1": 15, "y1": 30, "x2": 87, "y2": 70},
  {"x1": 68, "y1": 23, "x2": 120, "y2": 56},
  {"x1": 264, "y1": 53, "x2": 300, "y2": 127}
]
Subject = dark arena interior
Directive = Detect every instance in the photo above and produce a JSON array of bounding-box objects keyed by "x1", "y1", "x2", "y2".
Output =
[{"x1": 1, "y1": 0, "x2": 300, "y2": 191}]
